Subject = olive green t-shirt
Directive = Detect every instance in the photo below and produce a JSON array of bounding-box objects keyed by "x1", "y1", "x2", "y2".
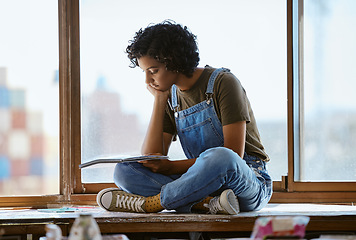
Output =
[{"x1": 163, "y1": 66, "x2": 270, "y2": 162}]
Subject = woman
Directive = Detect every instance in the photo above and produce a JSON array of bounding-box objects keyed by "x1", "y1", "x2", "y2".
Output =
[{"x1": 96, "y1": 21, "x2": 272, "y2": 214}]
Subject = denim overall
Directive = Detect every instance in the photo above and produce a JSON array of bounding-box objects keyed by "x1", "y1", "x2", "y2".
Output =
[{"x1": 114, "y1": 68, "x2": 272, "y2": 213}]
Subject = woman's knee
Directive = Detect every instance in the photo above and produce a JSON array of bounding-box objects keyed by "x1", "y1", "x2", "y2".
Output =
[
  {"x1": 113, "y1": 162, "x2": 137, "y2": 190},
  {"x1": 198, "y1": 147, "x2": 243, "y2": 171},
  {"x1": 113, "y1": 162, "x2": 171, "y2": 196}
]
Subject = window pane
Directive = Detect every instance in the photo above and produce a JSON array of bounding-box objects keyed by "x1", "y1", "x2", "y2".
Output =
[
  {"x1": 0, "y1": 1, "x2": 59, "y2": 195},
  {"x1": 80, "y1": 0, "x2": 287, "y2": 183},
  {"x1": 301, "y1": 0, "x2": 356, "y2": 181}
]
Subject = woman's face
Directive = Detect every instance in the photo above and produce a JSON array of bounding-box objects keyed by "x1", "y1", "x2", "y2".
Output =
[{"x1": 137, "y1": 56, "x2": 180, "y2": 92}]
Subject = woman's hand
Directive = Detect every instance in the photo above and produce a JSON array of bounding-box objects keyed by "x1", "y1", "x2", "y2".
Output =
[
  {"x1": 140, "y1": 158, "x2": 197, "y2": 176},
  {"x1": 146, "y1": 84, "x2": 170, "y2": 100},
  {"x1": 139, "y1": 159, "x2": 173, "y2": 175}
]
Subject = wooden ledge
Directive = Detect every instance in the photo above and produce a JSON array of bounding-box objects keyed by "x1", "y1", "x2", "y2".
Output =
[{"x1": 1, "y1": 203, "x2": 356, "y2": 237}]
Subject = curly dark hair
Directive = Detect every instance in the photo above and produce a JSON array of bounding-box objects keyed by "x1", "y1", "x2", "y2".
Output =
[{"x1": 126, "y1": 20, "x2": 200, "y2": 78}]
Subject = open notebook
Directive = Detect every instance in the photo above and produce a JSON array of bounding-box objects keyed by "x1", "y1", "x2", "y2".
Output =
[{"x1": 79, "y1": 155, "x2": 169, "y2": 169}]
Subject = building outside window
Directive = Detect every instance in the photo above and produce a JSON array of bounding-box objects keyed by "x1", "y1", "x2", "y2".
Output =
[{"x1": 0, "y1": 0, "x2": 59, "y2": 196}]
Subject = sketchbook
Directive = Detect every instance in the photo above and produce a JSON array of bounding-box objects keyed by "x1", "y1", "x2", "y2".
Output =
[{"x1": 79, "y1": 155, "x2": 169, "y2": 169}]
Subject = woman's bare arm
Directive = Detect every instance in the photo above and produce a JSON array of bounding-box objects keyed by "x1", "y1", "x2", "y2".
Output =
[
  {"x1": 223, "y1": 121, "x2": 246, "y2": 158},
  {"x1": 141, "y1": 88, "x2": 170, "y2": 155}
]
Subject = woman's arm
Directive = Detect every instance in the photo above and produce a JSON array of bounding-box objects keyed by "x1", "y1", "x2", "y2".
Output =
[
  {"x1": 140, "y1": 85, "x2": 196, "y2": 175},
  {"x1": 141, "y1": 88, "x2": 170, "y2": 155},
  {"x1": 141, "y1": 157, "x2": 196, "y2": 175},
  {"x1": 223, "y1": 121, "x2": 246, "y2": 158}
]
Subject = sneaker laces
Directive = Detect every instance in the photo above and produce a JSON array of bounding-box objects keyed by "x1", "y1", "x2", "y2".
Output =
[
  {"x1": 205, "y1": 196, "x2": 223, "y2": 214},
  {"x1": 116, "y1": 194, "x2": 145, "y2": 212}
]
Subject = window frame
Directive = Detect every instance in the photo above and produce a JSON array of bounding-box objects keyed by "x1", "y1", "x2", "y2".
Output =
[
  {"x1": 75, "y1": 0, "x2": 356, "y2": 200},
  {"x1": 284, "y1": 0, "x2": 356, "y2": 194},
  {"x1": 0, "y1": 0, "x2": 355, "y2": 208}
]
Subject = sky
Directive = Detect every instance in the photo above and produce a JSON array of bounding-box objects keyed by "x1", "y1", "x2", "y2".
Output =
[{"x1": 0, "y1": 0, "x2": 59, "y2": 135}]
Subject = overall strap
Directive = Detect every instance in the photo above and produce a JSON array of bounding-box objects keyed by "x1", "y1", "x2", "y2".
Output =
[
  {"x1": 171, "y1": 84, "x2": 179, "y2": 112},
  {"x1": 206, "y1": 68, "x2": 230, "y2": 100}
]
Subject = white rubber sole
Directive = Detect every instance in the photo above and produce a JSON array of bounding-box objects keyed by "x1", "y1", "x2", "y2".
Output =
[
  {"x1": 96, "y1": 187, "x2": 121, "y2": 211},
  {"x1": 219, "y1": 189, "x2": 240, "y2": 214}
]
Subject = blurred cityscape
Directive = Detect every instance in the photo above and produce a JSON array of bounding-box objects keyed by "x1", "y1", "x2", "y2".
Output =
[
  {"x1": 81, "y1": 75, "x2": 143, "y2": 161},
  {"x1": 0, "y1": 67, "x2": 58, "y2": 195},
  {"x1": 81, "y1": 76, "x2": 145, "y2": 183},
  {"x1": 0, "y1": 66, "x2": 146, "y2": 190}
]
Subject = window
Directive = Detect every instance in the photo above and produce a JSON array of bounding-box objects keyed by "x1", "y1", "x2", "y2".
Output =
[
  {"x1": 79, "y1": 0, "x2": 287, "y2": 183},
  {"x1": 301, "y1": 0, "x2": 356, "y2": 182},
  {"x1": 0, "y1": 0, "x2": 355, "y2": 207},
  {"x1": 283, "y1": 0, "x2": 356, "y2": 195},
  {"x1": 0, "y1": 0, "x2": 59, "y2": 196}
]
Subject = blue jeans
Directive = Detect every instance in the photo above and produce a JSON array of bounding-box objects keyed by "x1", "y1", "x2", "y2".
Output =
[{"x1": 114, "y1": 147, "x2": 272, "y2": 213}]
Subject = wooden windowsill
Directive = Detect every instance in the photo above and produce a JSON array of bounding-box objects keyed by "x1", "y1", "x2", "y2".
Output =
[{"x1": 1, "y1": 203, "x2": 356, "y2": 239}]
